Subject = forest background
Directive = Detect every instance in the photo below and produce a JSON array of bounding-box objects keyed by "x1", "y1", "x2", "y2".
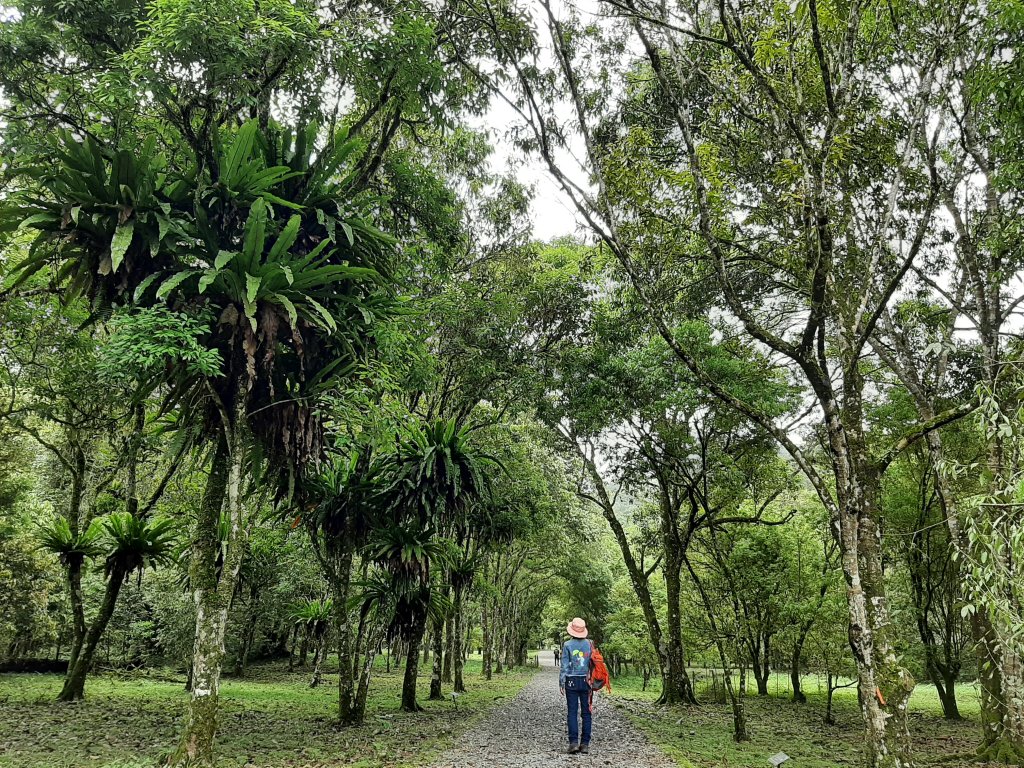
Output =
[{"x1": 0, "y1": 2, "x2": 1023, "y2": 768}]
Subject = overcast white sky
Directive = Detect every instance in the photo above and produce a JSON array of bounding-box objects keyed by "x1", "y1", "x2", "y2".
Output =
[{"x1": 466, "y1": 0, "x2": 607, "y2": 243}]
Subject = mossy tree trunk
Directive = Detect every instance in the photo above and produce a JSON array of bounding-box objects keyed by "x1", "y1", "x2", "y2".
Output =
[
  {"x1": 328, "y1": 541, "x2": 358, "y2": 724},
  {"x1": 401, "y1": 609, "x2": 427, "y2": 712},
  {"x1": 309, "y1": 635, "x2": 326, "y2": 687},
  {"x1": 442, "y1": 615, "x2": 453, "y2": 684},
  {"x1": 661, "y1": 501, "x2": 698, "y2": 706},
  {"x1": 428, "y1": 607, "x2": 446, "y2": 700},
  {"x1": 452, "y1": 582, "x2": 466, "y2": 693},
  {"x1": 58, "y1": 563, "x2": 128, "y2": 701},
  {"x1": 168, "y1": 404, "x2": 250, "y2": 766}
]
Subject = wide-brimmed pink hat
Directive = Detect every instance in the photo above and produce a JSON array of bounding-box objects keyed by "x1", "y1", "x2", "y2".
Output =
[{"x1": 567, "y1": 617, "x2": 588, "y2": 639}]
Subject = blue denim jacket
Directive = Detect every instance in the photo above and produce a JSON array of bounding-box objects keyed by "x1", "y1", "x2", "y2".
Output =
[{"x1": 560, "y1": 638, "x2": 592, "y2": 690}]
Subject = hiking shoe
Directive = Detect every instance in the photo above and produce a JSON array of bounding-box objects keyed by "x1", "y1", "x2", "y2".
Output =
[
  {"x1": 580, "y1": 744, "x2": 590, "y2": 754},
  {"x1": 567, "y1": 743, "x2": 580, "y2": 754}
]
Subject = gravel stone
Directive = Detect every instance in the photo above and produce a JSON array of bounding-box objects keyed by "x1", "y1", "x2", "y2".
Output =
[{"x1": 431, "y1": 651, "x2": 677, "y2": 767}]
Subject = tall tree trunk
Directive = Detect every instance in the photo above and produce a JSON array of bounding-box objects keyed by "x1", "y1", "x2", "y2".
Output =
[
  {"x1": 750, "y1": 636, "x2": 770, "y2": 697},
  {"x1": 481, "y1": 565, "x2": 493, "y2": 682},
  {"x1": 442, "y1": 615, "x2": 453, "y2": 684},
  {"x1": 569, "y1": 443, "x2": 675, "y2": 702},
  {"x1": 323, "y1": 534, "x2": 357, "y2": 725},
  {"x1": 686, "y1": 556, "x2": 748, "y2": 741},
  {"x1": 401, "y1": 610, "x2": 427, "y2": 713},
  {"x1": 58, "y1": 564, "x2": 128, "y2": 701},
  {"x1": 837, "y1": 460, "x2": 916, "y2": 768},
  {"x1": 60, "y1": 556, "x2": 87, "y2": 698},
  {"x1": 335, "y1": 593, "x2": 357, "y2": 721},
  {"x1": 428, "y1": 612, "x2": 444, "y2": 700},
  {"x1": 932, "y1": 668, "x2": 961, "y2": 721},
  {"x1": 309, "y1": 637, "x2": 325, "y2": 688},
  {"x1": 661, "y1": 515, "x2": 698, "y2": 705},
  {"x1": 351, "y1": 621, "x2": 383, "y2": 724},
  {"x1": 168, "y1": 424, "x2": 244, "y2": 767},
  {"x1": 453, "y1": 583, "x2": 466, "y2": 693},
  {"x1": 792, "y1": 574, "x2": 829, "y2": 704},
  {"x1": 791, "y1": 639, "x2": 807, "y2": 704}
]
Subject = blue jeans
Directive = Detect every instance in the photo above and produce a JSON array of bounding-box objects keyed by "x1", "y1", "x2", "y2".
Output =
[{"x1": 566, "y1": 688, "x2": 592, "y2": 745}]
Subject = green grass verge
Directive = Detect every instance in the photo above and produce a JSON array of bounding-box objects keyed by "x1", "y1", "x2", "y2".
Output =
[
  {"x1": 0, "y1": 656, "x2": 536, "y2": 768},
  {"x1": 610, "y1": 671, "x2": 988, "y2": 768}
]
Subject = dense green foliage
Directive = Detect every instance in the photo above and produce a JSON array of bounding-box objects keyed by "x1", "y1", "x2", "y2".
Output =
[{"x1": 1, "y1": 1, "x2": 1024, "y2": 768}]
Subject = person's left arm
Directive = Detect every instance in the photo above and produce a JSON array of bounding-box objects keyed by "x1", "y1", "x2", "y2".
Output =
[{"x1": 559, "y1": 642, "x2": 569, "y2": 692}]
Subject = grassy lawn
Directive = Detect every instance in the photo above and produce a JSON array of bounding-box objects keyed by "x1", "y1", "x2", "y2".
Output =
[
  {"x1": 610, "y1": 671, "x2": 991, "y2": 768},
  {"x1": 0, "y1": 656, "x2": 536, "y2": 768}
]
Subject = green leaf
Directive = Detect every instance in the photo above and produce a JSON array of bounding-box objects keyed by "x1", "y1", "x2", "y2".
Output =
[
  {"x1": 155, "y1": 270, "x2": 197, "y2": 300},
  {"x1": 259, "y1": 193, "x2": 304, "y2": 211},
  {"x1": 242, "y1": 200, "x2": 267, "y2": 266},
  {"x1": 224, "y1": 121, "x2": 259, "y2": 186},
  {"x1": 198, "y1": 271, "x2": 218, "y2": 294},
  {"x1": 133, "y1": 272, "x2": 164, "y2": 302},
  {"x1": 341, "y1": 221, "x2": 354, "y2": 246},
  {"x1": 277, "y1": 294, "x2": 298, "y2": 327},
  {"x1": 156, "y1": 214, "x2": 171, "y2": 244},
  {"x1": 215, "y1": 250, "x2": 237, "y2": 270},
  {"x1": 245, "y1": 273, "x2": 262, "y2": 304},
  {"x1": 110, "y1": 220, "x2": 135, "y2": 273},
  {"x1": 268, "y1": 214, "x2": 301, "y2": 261},
  {"x1": 242, "y1": 297, "x2": 258, "y2": 332},
  {"x1": 305, "y1": 297, "x2": 337, "y2": 332},
  {"x1": 17, "y1": 212, "x2": 60, "y2": 230}
]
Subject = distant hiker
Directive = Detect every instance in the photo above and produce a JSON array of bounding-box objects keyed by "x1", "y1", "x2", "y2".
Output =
[
  {"x1": 553, "y1": 646, "x2": 560, "y2": 665},
  {"x1": 559, "y1": 617, "x2": 611, "y2": 755}
]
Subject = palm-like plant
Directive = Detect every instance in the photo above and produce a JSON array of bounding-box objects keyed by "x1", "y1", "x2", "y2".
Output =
[
  {"x1": 103, "y1": 513, "x2": 177, "y2": 579},
  {"x1": 36, "y1": 516, "x2": 105, "y2": 567},
  {"x1": 384, "y1": 419, "x2": 497, "y2": 527},
  {"x1": 300, "y1": 447, "x2": 391, "y2": 723},
  {"x1": 291, "y1": 597, "x2": 333, "y2": 688},
  {"x1": 368, "y1": 524, "x2": 452, "y2": 597},
  {"x1": 5, "y1": 120, "x2": 398, "y2": 758},
  {"x1": 373, "y1": 418, "x2": 498, "y2": 712},
  {"x1": 52, "y1": 513, "x2": 177, "y2": 701},
  {"x1": 8, "y1": 121, "x2": 395, "y2": 479}
]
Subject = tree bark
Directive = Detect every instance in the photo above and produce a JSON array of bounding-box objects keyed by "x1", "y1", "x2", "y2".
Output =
[
  {"x1": 60, "y1": 556, "x2": 87, "y2": 698},
  {"x1": 167, "y1": 425, "x2": 242, "y2": 766},
  {"x1": 481, "y1": 563, "x2": 493, "y2": 682},
  {"x1": 309, "y1": 637, "x2": 325, "y2": 688},
  {"x1": 750, "y1": 635, "x2": 770, "y2": 697},
  {"x1": 453, "y1": 583, "x2": 466, "y2": 693},
  {"x1": 662, "y1": 544, "x2": 698, "y2": 705},
  {"x1": 791, "y1": 638, "x2": 807, "y2": 704},
  {"x1": 428, "y1": 610, "x2": 445, "y2": 700},
  {"x1": 326, "y1": 536, "x2": 358, "y2": 724},
  {"x1": 58, "y1": 564, "x2": 128, "y2": 701},
  {"x1": 442, "y1": 615, "x2": 454, "y2": 684},
  {"x1": 401, "y1": 610, "x2": 427, "y2": 712}
]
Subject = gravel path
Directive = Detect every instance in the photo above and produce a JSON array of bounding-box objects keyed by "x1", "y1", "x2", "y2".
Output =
[{"x1": 431, "y1": 651, "x2": 677, "y2": 767}]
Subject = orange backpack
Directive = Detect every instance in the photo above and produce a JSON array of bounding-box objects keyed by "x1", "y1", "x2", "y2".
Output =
[{"x1": 588, "y1": 641, "x2": 612, "y2": 693}]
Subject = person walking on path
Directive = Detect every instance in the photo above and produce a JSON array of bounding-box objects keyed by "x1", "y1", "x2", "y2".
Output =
[{"x1": 560, "y1": 617, "x2": 595, "y2": 755}]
